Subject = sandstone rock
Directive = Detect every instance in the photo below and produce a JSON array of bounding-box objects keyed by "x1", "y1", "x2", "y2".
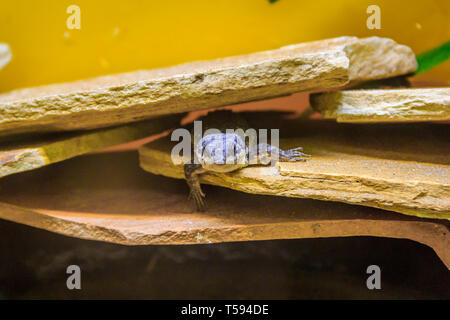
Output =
[
  {"x1": 0, "y1": 114, "x2": 180, "y2": 178},
  {"x1": 139, "y1": 117, "x2": 449, "y2": 220},
  {"x1": 0, "y1": 151, "x2": 447, "y2": 268},
  {"x1": 279, "y1": 36, "x2": 417, "y2": 81},
  {"x1": 0, "y1": 37, "x2": 416, "y2": 136},
  {"x1": 310, "y1": 88, "x2": 450, "y2": 122}
]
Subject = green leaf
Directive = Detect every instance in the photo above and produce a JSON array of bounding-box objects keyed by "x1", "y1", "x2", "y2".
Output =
[
  {"x1": 268, "y1": 0, "x2": 279, "y2": 3},
  {"x1": 415, "y1": 40, "x2": 450, "y2": 74}
]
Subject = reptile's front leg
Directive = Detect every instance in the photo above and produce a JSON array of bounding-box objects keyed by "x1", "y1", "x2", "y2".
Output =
[
  {"x1": 248, "y1": 143, "x2": 310, "y2": 164},
  {"x1": 184, "y1": 163, "x2": 206, "y2": 211}
]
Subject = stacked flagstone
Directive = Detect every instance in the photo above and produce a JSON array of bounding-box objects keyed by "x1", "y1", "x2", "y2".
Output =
[
  {"x1": 310, "y1": 88, "x2": 450, "y2": 122},
  {"x1": 0, "y1": 36, "x2": 418, "y2": 177},
  {"x1": 139, "y1": 116, "x2": 449, "y2": 220},
  {"x1": 0, "y1": 36, "x2": 448, "y2": 265},
  {"x1": 0, "y1": 152, "x2": 448, "y2": 268},
  {"x1": 0, "y1": 36, "x2": 416, "y2": 136}
]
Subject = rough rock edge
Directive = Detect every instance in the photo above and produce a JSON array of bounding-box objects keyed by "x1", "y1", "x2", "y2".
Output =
[
  {"x1": 0, "y1": 53, "x2": 348, "y2": 136},
  {"x1": 282, "y1": 36, "x2": 417, "y2": 81},
  {"x1": 0, "y1": 114, "x2": 180, "y2": 178},
  {"x1": 0, "y1": 201, "x2": 448, "y2": 268},
  {"x1": 138, "y1": 142, "x2": 450, "y2": 221},
  {"x1": 310, "y1": 88, "x2": 450, "y2": 122}
]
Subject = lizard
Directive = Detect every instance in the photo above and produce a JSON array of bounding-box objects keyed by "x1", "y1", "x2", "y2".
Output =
[{"x1": 183, "y1": 110, "x2": 310, "y2": 211}]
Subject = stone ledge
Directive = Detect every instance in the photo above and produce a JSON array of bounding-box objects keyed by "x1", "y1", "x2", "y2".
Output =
[
  {"x1": 0, "y1": 37, "x2": 416, "y2": 136},
  {"x1": 310, "y1": 88, "x2": 450, "y2": 122},
  {"x1": 0, "y1": 114, "x2": 181, "y2": 178},
  {"x1": 0, "y1": 151, "x2": 447, "y2": 268},
  {"x1": 139, "y1": 116, "x2": 449, "y2": 220}
]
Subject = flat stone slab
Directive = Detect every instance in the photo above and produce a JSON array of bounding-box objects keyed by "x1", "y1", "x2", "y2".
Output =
[
  {"x1": 0, "y1": 36, "x2": 416, "y2": 136},
  {"x1": 139, "y1": 115, "x2": 449, "y2": 220},
  {"x1": 310, "y1": 88, "x2": 450, "y2": 122},
  {"x1": 0, "y1": 151, "x2": 447, "y2": 268},
  {"x1": 0, "y1": 114, "x2": 180, "y2": 178}
]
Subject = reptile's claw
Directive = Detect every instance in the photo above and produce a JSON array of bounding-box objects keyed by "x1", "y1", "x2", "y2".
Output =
[
  {"x1": 189, "y1": 190, "x2": 206, "y2": 212},
  {"x1": 291, "y1": 151, "x2": 310, "y2": 157},
  {"x1": 279, "y1": 147, "x2": 311, "y2": 162}
]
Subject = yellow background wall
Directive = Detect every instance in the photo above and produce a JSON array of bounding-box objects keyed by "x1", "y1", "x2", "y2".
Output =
[{"x1": 0, "y1": 0, "x2": 448, "y2": 93}]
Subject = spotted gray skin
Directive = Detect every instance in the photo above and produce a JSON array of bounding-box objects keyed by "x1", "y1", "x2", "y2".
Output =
[{"x1": 184, "y1": 132, "x2": 310, "y2": 211}]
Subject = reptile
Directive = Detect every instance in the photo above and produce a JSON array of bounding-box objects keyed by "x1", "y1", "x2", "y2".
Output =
[{"x1": 183, "y1": 111, "x2": 310, "y2": 211}]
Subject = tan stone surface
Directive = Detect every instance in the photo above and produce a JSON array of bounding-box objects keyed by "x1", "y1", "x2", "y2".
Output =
[
  {"x1": 311, "y1": 88, "x2": 450, "y2": 122},
  {"x1": 279, "y1": 36, "x2": 417, "y2": 81},
  {"x1": 0, "y1": 37, "x2": 416, "y2": 136},
  {"x1": 139, "y1": 116, "x2": 450, "y2": 220},
  {"x1": 0, "y1": 151, "x2": 447, "y2": 268},
  {"x1": 0, "y1": 114, "x2": 180, "y2": 178}
]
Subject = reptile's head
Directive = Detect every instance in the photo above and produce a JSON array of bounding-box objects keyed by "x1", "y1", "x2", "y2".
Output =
[{"x1": 195, "y1": 133, "x2": 247, "y2": 173}]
